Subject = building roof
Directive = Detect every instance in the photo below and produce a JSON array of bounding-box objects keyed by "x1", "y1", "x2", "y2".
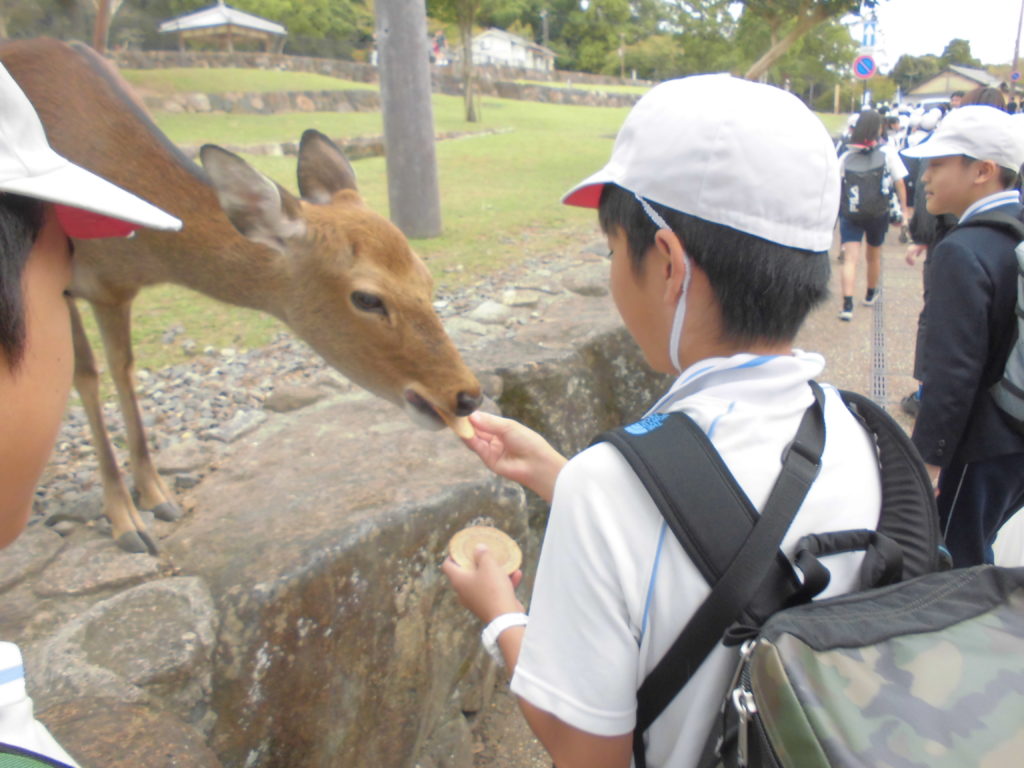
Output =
[
  {"x1": 947, "y1": 64, "x2": 1002, "y2": 87},
  {"x1": 158, "y1": 0, "x2": 286, "y2": 37},
  {"x1": 474, "y1": 28, "x2": 556, "y2": 58}
]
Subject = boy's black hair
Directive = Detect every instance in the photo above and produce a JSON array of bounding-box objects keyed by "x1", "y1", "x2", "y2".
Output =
[
  {"x1": 959, "y1": 156, "x2": 1021, "y2": 191},
  {"x1": 597, "y1": 184, "x2": 830, "y2": 345},
  {"x1": 0, "y1": 193, "x2": 46, "y2": 370}
]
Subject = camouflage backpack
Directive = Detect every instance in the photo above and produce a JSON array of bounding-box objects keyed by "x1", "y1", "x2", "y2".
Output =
[
  {"x1": 0, "y1": 743, "x2": 76, "y2": 768},
  {"x1": 596, "y1": 383, "x2": 1024, "y2": 768}
]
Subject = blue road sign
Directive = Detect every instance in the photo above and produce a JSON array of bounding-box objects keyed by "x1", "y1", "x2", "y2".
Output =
[
  {"x1": 1013, "y1": 71, "x2": 1021, "y2": 82},
  {"x1": 853, "y1": 54, "x2": 877, "y2": 80}
]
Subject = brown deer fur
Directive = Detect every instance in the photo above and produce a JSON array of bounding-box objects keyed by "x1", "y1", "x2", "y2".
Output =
[{"x1": 0, "y1": 38, "x2": 481, "y2": 553}]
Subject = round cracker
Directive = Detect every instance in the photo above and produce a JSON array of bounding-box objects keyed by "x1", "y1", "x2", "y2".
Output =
[{"x1": 448, "y1": 525, "x2": 522, "y2": 574}]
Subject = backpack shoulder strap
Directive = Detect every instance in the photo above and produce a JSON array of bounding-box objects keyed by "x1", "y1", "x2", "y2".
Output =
[
  {"x1": 837, "y1": 390, "x2": 945, "y2": 580},
  {"x1": 593, "y1": 411, "x2": 759, "y2": 586},
  {"x1": 594, "y1": 384, "x2": 826, "y2": 767}
]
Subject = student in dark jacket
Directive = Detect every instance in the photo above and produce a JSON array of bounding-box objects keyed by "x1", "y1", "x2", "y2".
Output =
[{"x1": 902, "y1": 105, "x2": 1024, "y2": 566}]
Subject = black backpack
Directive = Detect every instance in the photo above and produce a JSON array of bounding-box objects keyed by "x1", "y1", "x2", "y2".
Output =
[
  {"x1": 955, "y1": 210, "x2": 1024, "y2": 437},
  {"x1": 840, "y1": 147, "x2": 889, "y2": 224},
  {"x1": 590, "y1": 385, "x2": 1024, "y2": 767}
]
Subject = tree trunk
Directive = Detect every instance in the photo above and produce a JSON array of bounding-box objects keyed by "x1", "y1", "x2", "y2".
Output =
[
  {"x1": 376, "y1": 0, "x2": 443, "y2": 237},
  {"x1": 91, "y1": 0, "x2": 124, "y2": 54},
  {"x1": 744, "y1": 4, "x2": 829, "y2": 82},
  {"x1": 461, "y1": 17, "x2": 478, "y2": 122},
  {"x1": 93, "y1": 0, "x2": 112, "y2": 53}
]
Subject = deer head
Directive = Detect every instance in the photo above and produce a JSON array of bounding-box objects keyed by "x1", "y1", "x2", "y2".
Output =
[{"x1": 200, "y1": 130, "x2": 481, "y2": 431}]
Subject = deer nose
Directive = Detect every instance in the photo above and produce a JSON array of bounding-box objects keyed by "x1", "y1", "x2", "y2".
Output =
[{"x1": 455, "y1": 391, "x2": 482, "y2": 417}]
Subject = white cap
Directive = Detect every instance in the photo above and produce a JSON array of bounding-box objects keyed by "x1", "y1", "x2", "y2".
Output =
[
  {"x1": 0, "y1": 63, "x2": 181, "y2": 239},
  {"x1": 918, "y1": 108, "x2": 943, "y2": 132},
  {"x1": 562, "y1": 74, "x2": 840, "y2": 251},
  {"x1": 903, "y1": 105, "x2": 1024, "y2": 172}
]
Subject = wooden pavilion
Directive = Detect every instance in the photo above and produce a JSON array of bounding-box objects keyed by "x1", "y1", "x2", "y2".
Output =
[{"x1": 158, "y1": 0, "x2": 287, "y2": 53}]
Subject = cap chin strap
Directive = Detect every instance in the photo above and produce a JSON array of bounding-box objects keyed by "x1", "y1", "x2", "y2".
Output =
[{"x1": 636, "y1": 194, "x2": 690, "y2": 373}]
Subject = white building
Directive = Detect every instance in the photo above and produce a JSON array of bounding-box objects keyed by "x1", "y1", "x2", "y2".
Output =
[{"x1": 467, "y1": 28, "x2": 556, "y2": 72}]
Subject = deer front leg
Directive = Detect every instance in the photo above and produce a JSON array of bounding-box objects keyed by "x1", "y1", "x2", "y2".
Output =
[
  {"x1": 69, "y1": 299, "x2": 156, "y2": 554},
  {"x1": 90, "y1": 300, "x2": 183, "y2": 527}
]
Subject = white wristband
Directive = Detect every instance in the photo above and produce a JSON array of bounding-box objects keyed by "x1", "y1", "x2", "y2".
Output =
[{"x1": 481, "y1": 612, "x2": 528, "y2": 665}]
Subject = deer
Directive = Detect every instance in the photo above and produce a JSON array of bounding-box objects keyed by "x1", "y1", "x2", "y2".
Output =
[{"x1": 0, "y1": 38, "x2": 482, "y2": 554}]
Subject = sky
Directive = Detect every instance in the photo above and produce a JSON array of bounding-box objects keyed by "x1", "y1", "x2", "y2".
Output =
[{"x1": 858, "y1": 0, "x2": 1022, "y2": 71}]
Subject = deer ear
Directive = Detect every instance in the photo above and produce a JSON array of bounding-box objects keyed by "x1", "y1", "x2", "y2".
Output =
[
  {"x1": 200, "y1": 145, "x2": 306, "y2": 253},
  {"x1": 297, "y1": 129, "x2": 358, "y2": 204}
]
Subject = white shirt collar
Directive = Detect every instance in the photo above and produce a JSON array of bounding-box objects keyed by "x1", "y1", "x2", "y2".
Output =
[
  {"x1": 960, "y1": 190, "x2": 1021, "y2": 223},
  {"x1": 646, "y1": 350, "x2": 825, "y2": 416}
]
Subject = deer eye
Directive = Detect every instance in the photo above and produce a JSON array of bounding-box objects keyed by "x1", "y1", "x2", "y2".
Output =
[{"x1": 351, "y1": 290, "x2": 387, "y2": 316}]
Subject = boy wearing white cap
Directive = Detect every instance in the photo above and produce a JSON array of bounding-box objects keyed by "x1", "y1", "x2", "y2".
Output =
[
  {"x1": 0, "y1": 63, "x2": 180, "y2": 765},
  {"x1": 444, "y1": 75, "x2": 883, "y2": 768},
  {"x1": 901, "y1": 105, "x2": 1024, "y2": 567}
]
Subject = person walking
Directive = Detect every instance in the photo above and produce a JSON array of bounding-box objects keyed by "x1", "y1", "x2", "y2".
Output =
[
  {"x1": 901, "y1": 105, "x2": 1024, "y2": 566},
  {"x1": 836, "y1": 110, "x2": 909, "y2": 321}
]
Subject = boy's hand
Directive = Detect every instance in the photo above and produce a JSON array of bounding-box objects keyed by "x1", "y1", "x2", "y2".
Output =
[
  {"x1": 905, "y1": 243, "x2": 926, "y2": 267},
  {"x1": 442, "y1": 544, "x2": 524, "y2": 624},
  {"x1": 462, "y1": 412, "x2": 567, "y2": 503}
]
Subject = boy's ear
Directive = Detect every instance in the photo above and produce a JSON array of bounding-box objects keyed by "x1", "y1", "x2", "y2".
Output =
[
  {"x1": 971, "y1": 158, "x2": 1001, "y2": 185},
  {"x1": 654, "y1": 229, "x2": 688, "y2": 303}
]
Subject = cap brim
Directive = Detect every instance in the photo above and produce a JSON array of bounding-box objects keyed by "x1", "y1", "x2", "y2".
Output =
[
  {"x1": 0, "y1": 161, "x2": 181, "y2": 239},
  {"x1": 561, "y1": 167, "x2": 616, "y2": 209},
  {"x1": 901, "y1": 137, "x2": 960, "y2": 160}
]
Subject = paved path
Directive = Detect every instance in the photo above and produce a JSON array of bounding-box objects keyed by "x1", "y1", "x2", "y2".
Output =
[{"x1": 797, "y1": 224, "x2": 921, "y2": 436}]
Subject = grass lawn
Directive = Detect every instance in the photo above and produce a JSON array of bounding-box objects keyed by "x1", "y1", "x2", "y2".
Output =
[
  {"x1": 82, "y1": 78, "x2": 851, "y2": 375},
  {"x1": 121, "y1": 67, "x2": 377, "y2": 95}
]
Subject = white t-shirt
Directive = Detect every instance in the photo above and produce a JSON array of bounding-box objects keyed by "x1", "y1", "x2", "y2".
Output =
[
  {"x1": 510, "y1": 352, "x2": 882, "y2": 768},
  {"x1": 0, "y1": 642, "x2": 79, "y2": 766}
]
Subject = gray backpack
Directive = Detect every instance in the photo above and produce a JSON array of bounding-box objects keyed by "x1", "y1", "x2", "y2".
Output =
[
  {"x1": 840, "y1": 147, "x2": 889, "y2": 224},
  {"x1": 957, "y1": 210, "x2": 1024, "y2": 435}
]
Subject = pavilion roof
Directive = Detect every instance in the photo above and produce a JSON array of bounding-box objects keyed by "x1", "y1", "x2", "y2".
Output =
[{"x1": 158, "y1": 0, "x2": 286, "y2": 37}]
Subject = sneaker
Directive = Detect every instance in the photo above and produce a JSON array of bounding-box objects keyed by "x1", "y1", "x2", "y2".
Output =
[
  {"x1": 863, "y1": 288, "x2": 881, "y2": 306},
  {"x1": 900, "y1": 391, "x2": 921, "y2": 418},
  {"x1": 838, "y1": 296, "x2": 854, "y2": 322}
]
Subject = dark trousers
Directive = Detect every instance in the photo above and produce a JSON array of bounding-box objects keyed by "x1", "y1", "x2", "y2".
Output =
[
  {"x1": 912, "y1": 249, "x2": 934, "y2": 382},
  {"x1": 938, "y1": 452, "x2": 1024, "y2": 567}
]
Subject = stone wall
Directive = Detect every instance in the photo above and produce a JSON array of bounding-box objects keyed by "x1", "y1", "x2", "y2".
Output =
[
  {"x1": 0, "y1": 267, "x2": 671, "y2": 768},
  {"x1": 112, "y1": 49, "x2": 649, "y2": 89},
  {"x1": 115, "y1": 50, "x2": 647, "y2": 112}
]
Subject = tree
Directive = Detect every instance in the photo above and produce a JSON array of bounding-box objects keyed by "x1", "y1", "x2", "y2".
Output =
[
  {"x1": 166, "y1": 0, "x2": 374, "y2": 57},
  {"x1": 619, "y1": 34, "x2": 687, "y2": 81},
  {"x1": 429, "y1": 0, "x2": 483, "y2": 121},
  {"x1": 91, "y1": 0, "x2": 126, "y2": 53},
  {"x1": 739, "y1": 0, "x2": 878, "y2": 82},
  {"x1": 753, "y1": 17, "x2": 858, "y2": 107},
  {"x1": 941, "y1": 38, "x2": 981, "y2": 69},
  {"x1": 890, "y1": 53, "x2": 941, "y2": 93}
]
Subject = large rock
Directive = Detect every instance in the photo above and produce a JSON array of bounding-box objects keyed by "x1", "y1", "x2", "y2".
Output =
[
  {"x1": 159, "y1": 392, "x2": 529, "y2": 768},
  {"x1": 41, "y1": 698, "x2": 223, "y2": 768},
  {"x1": 28, "y1": 577, "x2": 218, "y2": 732},
  {"x1": 8, "y1": 279, "x2": 668, "y2": 768}
]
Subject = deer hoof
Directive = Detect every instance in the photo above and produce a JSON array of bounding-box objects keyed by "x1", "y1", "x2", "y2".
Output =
[
  {"x1": 116, "y1": 530, "x2": 152, "y2": 554},
  {"x1": 137, "y1": 529, "x2": 159, "y2": 556},
  {"x1": 151, "y1": 501, "x2": 182, "y2": 522}
]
